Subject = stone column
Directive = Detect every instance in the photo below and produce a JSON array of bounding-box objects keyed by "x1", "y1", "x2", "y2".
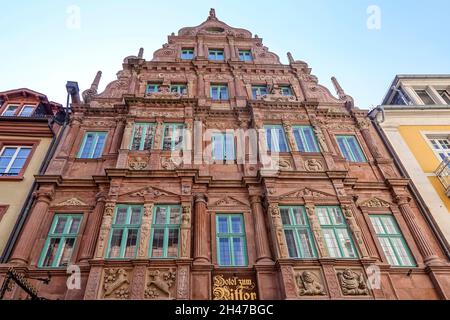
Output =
[
  {"x1": 341, "y1": 204, "x2": 369, "y2": 258},
  {"x1": 110, "y1": 117, "x2": 126, "y2": 154},
  {"x1": 305, "y1": 204, "x2": 328, "y2": 258},
  {"x1": 395, "y1": 196, "x2": 441, "y2": 265},
  {"x1": 9, "y1": 189, "x2": 54, "y2": 265},
  {"x1": 180, "y1": 204, "x2": 192, "y2": 259},
  {"x1": 153, "y1": 120, "x2": 164, "y2": 151},
  {"x1": 94, "y1": 201, "x2": 116, "y2": 259},
  {"x1": 357, "y1": 118, "x2": 382, "y2": 159},
  {"x1": 282, "y1": 121, "x2": 298, "y2": 152},
  {"x1": 120, "y1": 119, "x2": 134, "y2": 150},
  {"x1": 193, "y1": 194, "x2": 210, "y2": 264},
  {"x1": 250, "y1": 196, "x2": 273, "y2": 263},
  {"x1": 59, "y1": 117, "x2": 82, "y2": 157},
  {"x1": 268, "y1": 203, "x2": 289, "y2": 259},
  {"x1": 78, "y1": 192, "x2": 107, "y2": 263},
  {"x1": 312, "y1": 125, "x2": 329, "y2": 153},
  {"x1": 137, "y1": 203, "x2": 153, "y2": 258}
]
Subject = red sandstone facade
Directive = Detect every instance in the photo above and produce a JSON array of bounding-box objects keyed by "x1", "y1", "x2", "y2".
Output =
[{"x1": 1, "y1": 9, "x2": 450, "y2": 300}]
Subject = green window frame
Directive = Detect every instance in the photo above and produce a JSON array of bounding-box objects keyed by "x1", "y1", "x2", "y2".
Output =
[
  {"x1": 238, "y1": 50, "x2": 253, "y2": 61},
  {"x1": 77, "y1": 132, "x2": 107, "y2": 159},
  {"x1": 212, "y1": 132, "x2": 236, "y2": 161},
  {"x1": 210, "y1": 84, "x2": 229, "y2": 100},
  {"x1": 181, "y1": 48, "x2": 194, "y2": 60},
  {"x1": 264, "y1": 125, "x2": 289, "y2": 152},
  {"x1": 39, "y1": 214, "x2": 83, "y2": 268},
  {"x1": 146, "y1": 83, "x2": 160, "y2": 94},
  {"x1": 251, "y1": 85, "x2": 268, "y2": 99},
  {"x1": 106, "y1": 205, "x2": 142, "y2": 259},
  {"x1": 170, "y1": 84, "x2": 187, "y2": 95},
  {"x1": 280, "y1": 206, "x2": 317, "y2": 259},
  {"x1": 130, "y1": 123, "x2": 156, "y2": 151},
  {"x1": 208, "y1": 49, "x2": 224, "y2": 61},
  {"x1": 336, "y1": 135, "x2": 367, "y2": 163},
  {"x1": 216, "y1": 214, "x2": 248, "y2": 267},
  {"x1": 370, "y1": 215, "x2": 416, "y2": 267},
  {"x1": 149, "y1": 205, "x2": 181, "y2": 259},
  {"x1": 161, "y1": 123, "x2": 185, "y2": 151},
  {"x1": 292, "y1": 126, "x2": 320, "y2": 152},
  {"x1": 316, "y1": 206, "x2": 358, "y2": 259}
]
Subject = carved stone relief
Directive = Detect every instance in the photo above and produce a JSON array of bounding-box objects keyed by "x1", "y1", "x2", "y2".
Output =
[
  {"x1": 102, "y1": 268, "x2": 131, "y2": 299},
  {"x1": 145, "y1": 269, "x2": 177, "y2": 300},
  {"x1": 337, "y1": 269, "x2": 369, "y2": 296},
  {"x1": 295, "y1": 270, "x2": 327, "y2": 296}
]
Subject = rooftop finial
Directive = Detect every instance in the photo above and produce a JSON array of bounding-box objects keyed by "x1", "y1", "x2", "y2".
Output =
[
  {"x1": 209, "y1": 8, "x2": 217, "y2": 20},
  {"x1": 287, "y1": 52, "x2": 294, "y2": 64},
  {"x1": 331, "y1": 76, "x2": 345, "y2": 99},
  {"x1": 82, "y1": 71, "x2": 102, "y2": 103},
  {"x1": 91, "y1": 71, "x2": 102, "y2": 91},
  {"x1": 138, "y1": 48, "x2": 144, "y2": 59}
]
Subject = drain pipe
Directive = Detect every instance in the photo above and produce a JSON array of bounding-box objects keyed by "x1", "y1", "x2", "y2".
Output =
[{"x1": 369, "y1": 106, "x2": 450, "y2": 259}]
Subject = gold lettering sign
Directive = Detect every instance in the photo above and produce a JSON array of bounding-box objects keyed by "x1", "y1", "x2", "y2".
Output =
[{"x1": 212, "y1": 274, "x2": 258, "y2": 300}]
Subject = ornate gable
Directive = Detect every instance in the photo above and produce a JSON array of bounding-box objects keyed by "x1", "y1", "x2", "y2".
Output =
[
  {"x1": 119, "y1": 186, "x2": 179, "y2": 199},
  {"x1": 279, "y1": 187, "x2": 336, "y2": 200},
  {"x1": 210, "y1": 195, "x2": 250, "y2": 207},
  {"x1": 358, "y1": 197, "x2": 392, "y2": 208}
]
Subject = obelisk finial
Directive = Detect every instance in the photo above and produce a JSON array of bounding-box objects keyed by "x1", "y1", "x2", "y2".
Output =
[{"x1": 138, "y1": 48, "x2": 144, "y2": 59}]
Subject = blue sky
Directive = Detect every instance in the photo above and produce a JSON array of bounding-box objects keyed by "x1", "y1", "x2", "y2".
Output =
[{"x1": 1, "y1": 0, "x2": 449, "y2": 109}]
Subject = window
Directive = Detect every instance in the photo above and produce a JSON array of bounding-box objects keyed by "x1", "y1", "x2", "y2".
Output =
[
  {"x1": 170, "y1": 84, "x2": 187, "y2": 95},
  {"x1": 150, "y1": 205, "x2": 181, "y2": 258},
  {"x1": 78, "y1": 132, "x2": 107, "y2": 159},
  {"x1": 251, "y1": 86, "x2": 268, "y2": 99},
  {"x1": 238, "y1": 50, "x2": 252, "y2": 62},
  {"x1": 181, "y1": 48, "x2": 194, "y2": 60},
  {"x1": 391, "y1": 89, "x2": 411, "y2": 105},
  {"x1": 130, "y1": 123, "x2": 155, "y2": 151},
  {"x1": 336, "y1": 135, "x2": 366, "y2": 163},
  {"x1": 280, "y1": 206, "x2": 316, "y2": 259},
  {"x1": 107, "y1": 205, "x2": 142, "y2": 259},
  {"x1": 146, "y1": 84, "x2": 160, "y2": 94},
  {"x1": 39, "y1": 214, "x2": 82, "y2": 268},
  {"x1": 438, "y1": 90, "x2": 450, "y2": 104},
  {"x1": 0, "y1": 146, "x2": 32, "y2": 176},
  {"x1": 292, "y1": 126, "x2": 320, "y2": 152},
  {"x1": 212, "y1": 133, "x2": 235, "y2": 161},
  {"x1": 162, "y1": 123, "x2": 185, "y2": 151},
  {"x1": 216, "y1": 214, "x2": 247, "y2": 267},
  {"x1": 1, "y1": 105, "x2": 20, "y2": 116},
  {"x1": 316, "y1": 206, "x2": 358, "y2": 259},
  {"x1": 415, "y1": 90, "x2": 435, "y2": 105},
  {"x1": 370, "y1": 215, "x2": 415, "y2": 267},
  {"x1": 264, "y1": 125, "x2": 289, "y2": 152},
  {"x1": 208, "y1": 49, "x2": 224, "y2": 61},
  {"x1": 280, "y1": 86, "x2": 292, "y2": 96},
  {"x1": 210, "y1": 84, "x2": 229, "y2": 101},
  {"x1": 429, "y1": 137, "x2": 450, "y2": 161},
  {"x1": 19, "y1": 105, "x2": 35, "y2": 117}
]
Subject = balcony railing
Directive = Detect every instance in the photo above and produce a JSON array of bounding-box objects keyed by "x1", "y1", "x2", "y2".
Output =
[{"x1": 435, "y1": 157, "x2": 450, "y2": 197}]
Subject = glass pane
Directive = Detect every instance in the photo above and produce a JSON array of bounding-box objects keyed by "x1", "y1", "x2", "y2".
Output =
[
  {"x1": 277, "y1": 128, "x2": 288, "y2": 152},
  {"x1": 173, "y1": 125, "x2": 184, "y2": 150},
  {"x1": 80, "y1": 133, "x2": 95, "y2": 158},
  {"x1": 115, "y1": 207, "x2": 128, "y2": 225},
  {"x1": 170, "y1": 206, "x2": 181, "y2": 224},
  {"x1": 316, "y1": 208, "x2": 331, "y2": 225},
  {"x1": 225, "y1": 134, "x2": 234, "y2": 160},
  {"x1": 231, "y1": 216, "x2": 243, "y2": 233},
  {"x1": 124, "y1": 229, "x2": 138, "y2": 258},
  {"x1": 108, "y1": 229, "x2": 124, "y2": 258},
  {"x1": 218, "y1": 238, "x2": 231, "y2": 266},
  {"x1": 336, "y1": 229, "x2": 357, "y2": 258},
  {"x1": 131, "y1": 125, "x2": 144, "y2": 150},
  {"x1": 337, "y1": 137, "x2": 351, "y2": 161},
  {"x1": 381, "y1": 216, "x2": 398, "y2": 235},
  {"x1": 167, "y1": 228, "x2": 179, "y2": 257},
  {"x1": 155, "y1": 206, "x2": 167, "y2": 224},
  {"x1": 211, "y1": 87, "x2": 219, "y2": 100},
  {"x1": 280, "y1": 208, "x2": 291, "y2": 225},
  {"x1": 20, "y1": 106, "x2": 35, "y2": 117},
  {"x1": 348, "y1": 137, "x2": 365, "y2": 162},
  {"x1": 59, "y1": 238, "x2": 75, "y2": 267},
  {"x1": 213, "y1": 135, "x2": 224, "y2": 160},
  {"x1": 3, "y1": 105, "x2": 19, "y2": 116},
  {"x1": 391, "y1": 238, "x2": 414, "y2": 266},
  {"x1": 151, "y1": 229, "x2": 165, "y2": 258},
  {"x1": 54, "y1": 217, "x2": 68, "y2": 234},
  {"x1": 303, "y1": 127, "x2": 318, "y2": 152},
  {"x1": 232, "y1": 238, "x2": 246, "y2": 266},
  {"x1": 42, "y1": 238, "x2": 60, "y2": 267},
  {"x1": 92, "y1": 134, "x2": 106, "y2": 158},
  {"x1": 370, "y1": 217, "x2": 384, "y2": 235},
  {"x1": 17, "y1": 148, "x2": 31, "y2": 158},
  {"x1": 217, "y1": 216, "x2": 228, "y2": 233},
  {"x1": 298, "y1": 229, "x2": 315, "y2": 258},
  {"x1": 284, "y1": 229, "x2": 298, "y2": 258},
  {"x1": 69, "y1": 217, "x2": 82, "y2": 234},
  {"x1": 292, "y1": 207, "x2": 306, "y2": 225},
  {"x1": 163, "y1": 126, "x2": 173, "y2": 150},
  {"x1": 322, "y1": 229, "x2": 341, "y2": 258},
  {"x1": 130, "y1": 207, "x2": 142, "y2": 225},
  {"x1": 220, "y1": 87, "x2": 229, "y2": 100},
  {"x1": 265, "y1": 128, "x2": 272, "y2": 151},
  {"x1": 379, "y1": 237, "x2": 399, "y2": 266},
  {"x1": 293, "y1": 129, "x2": 306, "y2": 152},
  {"x1": 329, "y1": 207, "x2": 344, "y2": 225}
]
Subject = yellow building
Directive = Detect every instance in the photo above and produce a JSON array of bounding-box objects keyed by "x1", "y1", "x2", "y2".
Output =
[
  {"x1": 370, "y1": 75, "x2": 450, "y2": 248},
  {"x1": 0, "y1": 88, "x2": 66, "y2": 261}
]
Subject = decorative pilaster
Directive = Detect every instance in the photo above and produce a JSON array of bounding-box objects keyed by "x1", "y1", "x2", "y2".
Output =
[
  {"x1": 250, "y1": 196, "x2": 273, "y2": 264},
  {"x1": 305, "y1": 204, "x2": 328, "y2": 258},
  {"x1": 9, "y1": 189, "x2": 54, "y2": 265},
  {"x1": 94, "y1": 201, "x2": 116, "y2": 259},
  {"x1": 120, "y1": 119, "x2": 134, "y2": 150},
  {"x1": 79, "y1": 191, "x2": 107, "y2": 263},
  {"x1": 59, "y1": 117, "x2": 82, "y2": 157},
  {"x1": 282, "y1": 121, "x2": 298, "y2": 152},
  {"x1": 111, "y1": 117, "x2": 126, "y2": 154},
  {"x1": 180, "y1": 204, "x2": 192, "y2": 258},
  {"x1": 312, "y1": 125, "x2": 329, "y2": 153},
  {"x1": 193, "y1": 194, "x2": 210, "y2": 264},
  {"x1": 356, "y1": 118, "x2": 382, "y2": 159},
  {"x1": 395, "y1": 196, "x2": 442, "y2": 265},
  {"x1": 153, "y1": 120, "x2": 164, "y2": 150},
  {"x1": 268, "y1": 203, "x2": 289, "y2": 259},
  {"x1": 341, "y1": 204, "x2": 369, "y2": 258},
  {"x1": 137, "y1": 203, "x2": 154, "y2": 258}
]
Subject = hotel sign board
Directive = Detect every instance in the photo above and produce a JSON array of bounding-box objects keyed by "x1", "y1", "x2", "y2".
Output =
[{"x1": 212, "y1": 272, "x2": 258, "y2": 300}]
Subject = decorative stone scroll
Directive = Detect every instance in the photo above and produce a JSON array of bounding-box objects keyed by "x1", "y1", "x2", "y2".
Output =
[
  {"x1": 305, "y1": 159, "x2": 324, "y2": 172},
  {"x1": 341, "y1": 205, "x2": 369, "y2": 258},
  {"x1": 55, "y1": 198, "x2": 87, "y2": 206},
  {"x1": 268, "y1": 203, "x2": 289, "y2": 259},
  {"x1": 128, "y1": 156, "x2": 149, "y2": 170}
]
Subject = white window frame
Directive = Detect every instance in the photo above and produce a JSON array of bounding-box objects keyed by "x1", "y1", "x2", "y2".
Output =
[
  {"x1": 423, "y1": 133, "x2": 450, "y2": 162},
  {"x1": 1, "y1": 104, "x2": 20, "y2": 116},
  {"x1": 0, "y1": 146, "x2": 32, "y2": 175},
  {"x1": 19, "y1": 105, "x2": 36, "y2": 117}
]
